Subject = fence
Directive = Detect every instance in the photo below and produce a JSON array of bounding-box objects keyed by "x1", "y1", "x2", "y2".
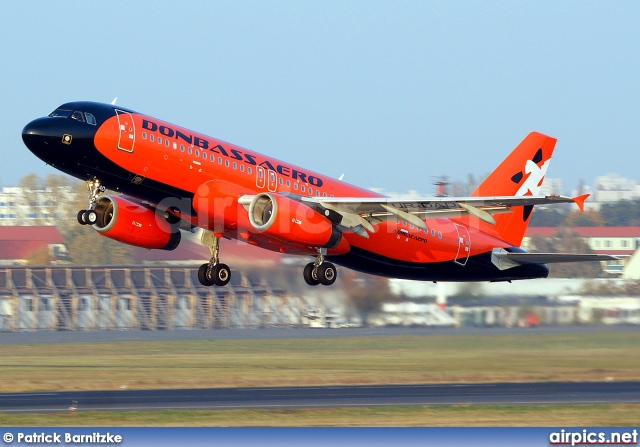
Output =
[{"x1": 0, "y1": 266, "x2": 310, "y2": 332}]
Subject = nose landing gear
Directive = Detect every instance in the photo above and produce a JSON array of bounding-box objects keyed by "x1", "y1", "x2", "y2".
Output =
[{"x1": 77, "y1": 178, "x2": 105, "y2": 225}]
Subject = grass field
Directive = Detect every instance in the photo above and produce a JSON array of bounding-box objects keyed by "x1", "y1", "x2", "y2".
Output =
[
  {"x1": 1, "y1": 330, "x2": 639, "y2": 425},
  {"x1": 1, "y1": 331, "x2": 639, "y2": 392},
  {"x1": 2, "y1": 405, "x2": 640, "y2": 427}
]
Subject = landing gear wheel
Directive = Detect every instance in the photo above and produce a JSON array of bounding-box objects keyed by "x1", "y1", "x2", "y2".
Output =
[
  {"x1": 303, "y1": 263, "x2": 320, "y2": 286},
  {"x1": 212, "y1": 263, "x2": 231, "y2": 286},
  {"x1": 317, "y1": 262, "x2": 337, "y2": 286},
  {"x1": 198, "y1": 263, "x2": 214, "y2": 287},
  {"x1": 86, "y1": 210, "x2": 98, "y2": 224},
  {"x1": 199, "y1": 231, "x2": 232, "y2": 287},
  {"x1": 78, "y1": 178, "x2": 105, "y2": 227}
]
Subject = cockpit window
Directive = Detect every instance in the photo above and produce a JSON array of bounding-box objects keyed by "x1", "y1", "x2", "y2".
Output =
[
  {"x1": 71, "y1": 111, "x2": 85, "y2": 122},
  {"x1": 84, "y1": 113, "x2": 97, "y2": 125},
  {"x1": 49, "y1": 109, "x2": 72, "y2": 118}
]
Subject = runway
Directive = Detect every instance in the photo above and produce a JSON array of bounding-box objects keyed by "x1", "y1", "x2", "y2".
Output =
[
  {"x1": 1, "y1": 325, "x2": 639, "y2": 344},
  {"x1": 1, "y1": 381, "x2": 639, "y2": 413}
]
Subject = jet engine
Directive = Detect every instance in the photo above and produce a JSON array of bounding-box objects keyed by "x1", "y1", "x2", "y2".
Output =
[
  {"x1": 247, "y1": 193, "x2": 341, "y2": 248},
  {"x1": 91, "y1": 195, "x2": 181, "y2": 250}
]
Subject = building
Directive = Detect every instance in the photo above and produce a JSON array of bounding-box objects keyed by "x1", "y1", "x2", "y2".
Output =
[
  {"x1": 593, "y1": 174, "x2": 640, "y2": 202},
  {"x1": 577, "y1": 174, "x2": 640, "y2": 211},
  {"x1": 0, "y1": 186, "x2": 77, "y2": 226},
  {"x1": 0, "y1": 226, "x2": 68, "y2": 265},
  {"x1": 524, "y1": 227, "x2": 640, "y2": 255},
  {"x1": 539, "y1": 177, "x2": 562, "y2": 197}
]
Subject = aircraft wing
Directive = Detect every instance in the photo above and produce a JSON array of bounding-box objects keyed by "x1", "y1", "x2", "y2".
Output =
[
  {"x1": 491, "y1": 248, "x2": 623, "y2": 270},
  {"x1": 293, "y1": 193, "x2": 588, "y2": 236}
]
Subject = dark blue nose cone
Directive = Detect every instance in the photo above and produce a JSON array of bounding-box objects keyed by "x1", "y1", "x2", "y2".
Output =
[
  {"x1": 22, "y1": 114, "x2": 99, "y2": 169},
  {"x1": 22, "y1": 117, "x2": 61, "y2": 158}
]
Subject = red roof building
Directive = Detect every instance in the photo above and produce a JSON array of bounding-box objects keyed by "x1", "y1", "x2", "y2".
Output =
[{"x1": 0, "y1": 226, "x2": 67, "y2": 265}]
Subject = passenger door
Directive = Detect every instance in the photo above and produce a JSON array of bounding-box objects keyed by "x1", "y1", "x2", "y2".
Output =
[{"x1": 115, "y1": 109, "x2": 135, "y2": 153}]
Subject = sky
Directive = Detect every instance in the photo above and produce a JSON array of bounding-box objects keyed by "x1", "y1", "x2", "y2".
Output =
[{"x1": 2, "y1": 1, "x2": 639, "y2": 196}]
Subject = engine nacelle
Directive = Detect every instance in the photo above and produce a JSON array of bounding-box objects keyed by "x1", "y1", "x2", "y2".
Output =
[
  {"x1": 247, "y1": 193, "x2": 341, "y2": 248},
  {"x1": 92, "y1": 195, "x2": 181, "y2": 250}
]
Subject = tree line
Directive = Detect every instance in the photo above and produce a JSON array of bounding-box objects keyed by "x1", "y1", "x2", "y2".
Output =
[{"x1": 530, "y1": 200, "x2": 640, "y2": 227}]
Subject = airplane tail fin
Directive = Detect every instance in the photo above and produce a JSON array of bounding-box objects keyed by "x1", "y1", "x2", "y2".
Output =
[{"x1": 471, "y1": 132, "x2": 557, "y2": 246}]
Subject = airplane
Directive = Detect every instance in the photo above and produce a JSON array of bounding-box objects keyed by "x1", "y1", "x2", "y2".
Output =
[{"x1": 22, "y1": 101, "x2": 619, "y2": 287}]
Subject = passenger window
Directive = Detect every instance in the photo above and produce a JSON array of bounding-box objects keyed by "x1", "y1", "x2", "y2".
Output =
[
  {"x1": 158, "y1": 137, "x2": 163, "y2": 145},
  {"x1": 316, "y1": 191, "x2": 320, "y2": 197},
  {"x1": 165, "y1": 139, "x2": 169, "y2": 147},
  {"x1": 218, "y1": 157, "x2": 222, "y2": 164},
  {"x1": 84, "y1": 113, "x2": 97, "y2": 125},
  {"x1": 294, "y1": 183, "x2": 298, "y2": 190},
  {"x1": 142, "y1": 132, "x2": 147, "y2": 139},
  {"x1": 279, "y1": 178, "x2": 283, "y2": 185},
  {"x1": 203, "y1": 152, "x2": 207, "y2": 160},
  {"x1": 173, "y1": 142, "x2": 177, "y2": 149},
  {"x1": 195, "y1": 149, "x2": 200, "y2": 157},
  {"x1": 240, "y1": 165, "x2": 244, "y2": 172},
  {"x1": 309, "y1": 187, "x2": 313, "y2": 195},
  {"x1": 225, "y1": 160, "x2": 230, "y2": 167},
  {"x1": 150, "y1": 135, "x2": 154, "y2": 142},
  {"x1": 71, "y1": 111, "x2": 85, "y2": 122},
  {"x1": 233, "y1": 162, "x2": 237, "y2": 169},
  {"x1": 431, "y1": 229, "x2": 435, "y2": 236},
  {"x1": 323, "y1": 192, "x2": 327, "y2": 197},
  {"x1": 301, "y1": 185, "x2": 306, "y2": 192},
  {"x1": 438, "y1": 232, "x2": 442, "y2": 239},
  {"x1": 180, "y1": 144, "x2": 184, "y2": 152},
  {"x1": 188, "y1": 148, "x2": 192, "y2": 155},
  {"x1": 286, "y1": 180, "x2": 291, "y2": 187},
  {"x1": 248, "y1": 167, "x2": 252, "y2": 174}
]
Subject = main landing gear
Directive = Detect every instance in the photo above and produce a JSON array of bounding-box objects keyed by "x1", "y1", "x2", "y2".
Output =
[
  {"x1": 303, "y1": 249, "x2": 337, "y2": 286},
  {"x1": 77, "y1": 178, "x2": 105, "y2": 225},
  {"x1": 198, "y1": 230, "x2": 231, "y2": 287}
]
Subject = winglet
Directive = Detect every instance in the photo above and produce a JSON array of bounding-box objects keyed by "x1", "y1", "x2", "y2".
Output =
[{"x1": 572, "y1": 193, "x2": 590, "y2": 212}]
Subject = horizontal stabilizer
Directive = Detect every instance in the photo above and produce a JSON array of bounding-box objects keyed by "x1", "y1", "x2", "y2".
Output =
[
  {"x1": 572, "y1": 193, "x2": 590, "y2": 212},
  {"x1": 491, "y1": 248, "x2": 623, "y2": 271}
]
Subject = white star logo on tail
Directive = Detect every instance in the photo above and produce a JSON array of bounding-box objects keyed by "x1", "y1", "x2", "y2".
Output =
[{"x1": 516, "y1": 158, "x2": 550, "y2": 196}]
